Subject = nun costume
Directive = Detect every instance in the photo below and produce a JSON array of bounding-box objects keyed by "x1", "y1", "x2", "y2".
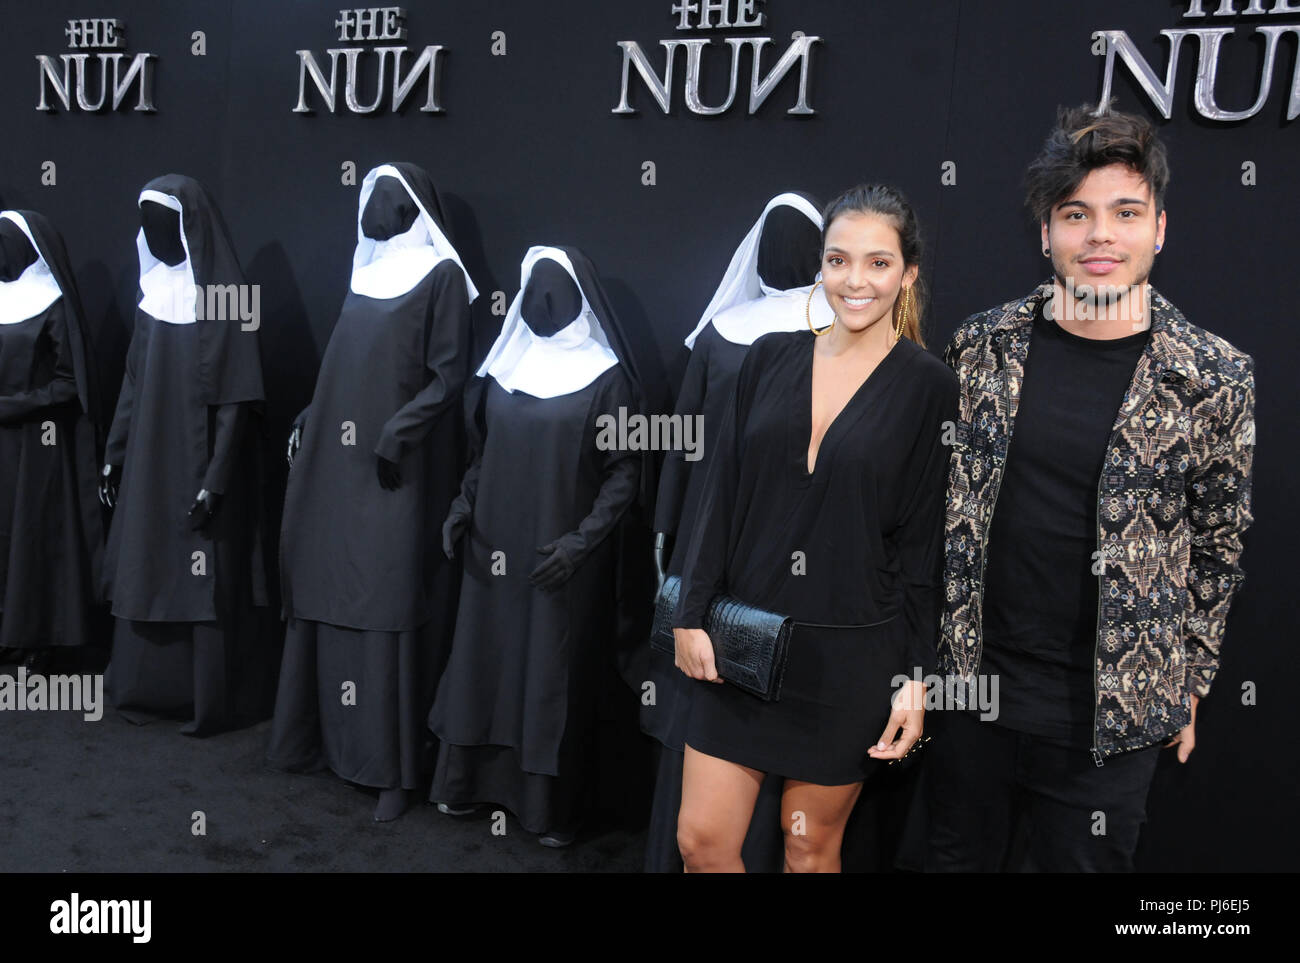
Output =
[
  {"x1": 428, "y1": 245, "x2": 644, "y2": 844},
  {"x1": 0, "y1": 210, "x2": 103, "y2": 661},
  {"x1": 268, "y1": 163, "x2": 476, "y2": 822},
  {"x1": 641, "y1": 192, "x2": 825, "y2": 871},
  {"x1": 102, "y1": 174, "x2": 275, "y2": 736}
]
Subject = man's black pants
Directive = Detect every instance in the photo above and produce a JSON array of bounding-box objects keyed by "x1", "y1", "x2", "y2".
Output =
[{"x1": 923, "y1": 710, "x2": 1161, "y2": 872}]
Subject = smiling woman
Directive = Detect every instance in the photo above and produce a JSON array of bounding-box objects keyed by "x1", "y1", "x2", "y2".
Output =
[{"x1": 669, "y1": 184, "x2": 959, "y2": 873}]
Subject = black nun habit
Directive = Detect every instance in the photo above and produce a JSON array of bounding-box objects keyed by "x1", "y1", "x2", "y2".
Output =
[
  {"x1": 427, "y1": 245, "x2": 645, "y2": 842},
  {"x1": 0, "y1": 210, "x2": 104, "y2": 658},
  {"x1": 268, "y1": 162, "x2": 477, "y2": 822},
  {"x1": 641, "y1": 191, "x2": 825, "y2": 872},
  {"x1": 102, "y1": 174, "x2": 275, "y2": 736}
]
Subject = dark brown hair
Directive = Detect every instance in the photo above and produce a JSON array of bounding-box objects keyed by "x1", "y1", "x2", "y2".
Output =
[
  {"x1": 820, "y1": 184, "x2": 926, "y2": 347},
  {"x1": 1025, "y1": 100, "x2": 1170, "y2": 224}
]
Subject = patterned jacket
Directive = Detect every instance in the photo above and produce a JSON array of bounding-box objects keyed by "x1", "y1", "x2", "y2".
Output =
[{"x1": 939, "y1": 279, "x2": 1255, "y2": 763}]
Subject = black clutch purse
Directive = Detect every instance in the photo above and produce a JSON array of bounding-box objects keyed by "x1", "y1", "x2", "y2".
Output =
[{"x1": 649, "y1": 574, "x2": 793, "y2": 702}]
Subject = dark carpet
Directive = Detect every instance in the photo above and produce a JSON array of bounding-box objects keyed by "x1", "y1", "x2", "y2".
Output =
[{"x1": 0, "y1": 653, "x2": 648, "y2": 873}]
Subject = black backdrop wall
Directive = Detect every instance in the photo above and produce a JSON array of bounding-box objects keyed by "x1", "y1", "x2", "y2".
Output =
[{"x1": 3, "y1": 0, "x2": 1295, "y2": 871}]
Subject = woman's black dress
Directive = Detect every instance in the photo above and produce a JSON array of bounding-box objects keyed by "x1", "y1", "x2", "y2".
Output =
[
  {"x1": 672, "y1": 329, "x2": 958, "y2": 785},
  {"x1": 643, "y1": 320, "x2": 787, "y2": 871}
]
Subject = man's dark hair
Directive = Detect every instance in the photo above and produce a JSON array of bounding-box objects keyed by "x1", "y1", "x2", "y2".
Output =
[{"x1": 1024, "y1": 100, "x2": 1170, "y2": 224}]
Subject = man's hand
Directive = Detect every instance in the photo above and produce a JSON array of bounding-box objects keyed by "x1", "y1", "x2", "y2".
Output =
[{"x1": 1165, "y1": 692, "x2": 1200, "y2": 763}]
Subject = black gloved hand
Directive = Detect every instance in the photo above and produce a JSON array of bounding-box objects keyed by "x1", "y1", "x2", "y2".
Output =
[
  {"x1": 187, "y1": 490, "x2": 223, "y2": 531},
  {"x1": 377, "y1": 454, "x2": 402, "y2": 490},
  {"x1": 442, "y1": 510, "x2": 470, "y2": 560},
  {"x1": 99, "y1": 464, "x2": 122, "y2": 509},
  {"x1": 528, "y1": 534, "x2": 586, "y2": 592}
]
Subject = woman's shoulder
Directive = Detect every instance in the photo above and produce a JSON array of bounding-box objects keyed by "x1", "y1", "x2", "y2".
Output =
[
  {"x1": 747, "y1": 328, "x2": 810, "y2": 364},
  {"x1": 734, "y1": 329, "x2": 807, "y2": 390},
  {"x1": 895, "y1": 337, "x2": 959, "y2": 397}
]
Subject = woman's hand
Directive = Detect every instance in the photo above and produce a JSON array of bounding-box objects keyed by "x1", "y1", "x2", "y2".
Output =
[
  {"x1": 673, "y1": 627, "x2": 723, "y2": 683},
  {"x1": 867, "y1": 679, "x2": 925, "y2": 760}
]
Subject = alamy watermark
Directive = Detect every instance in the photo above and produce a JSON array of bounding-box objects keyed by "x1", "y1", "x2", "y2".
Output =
[
  {"x1": 50, "y1": 893, "x2": 150, "y2": 943},
  {"x1": 0, "y1": 668, "x2": 103, "y2": 721},
  {"x1": 595, "y1": 407, "x2": 703, "y2": 461},
  {"x1": 891, "y1": 667, "x2": 1000, "y2": 721},
  {"x1": 153, "y1": 282, "x2": 261, "y2": 330},
  {"x1": 1047, "y1": 275, "x2": 1153, "y2": 330}
]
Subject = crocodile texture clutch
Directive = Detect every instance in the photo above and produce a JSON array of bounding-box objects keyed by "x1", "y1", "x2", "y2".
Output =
[{"x1": 649, "y1": 574, "x2": 793, "y2": 702}]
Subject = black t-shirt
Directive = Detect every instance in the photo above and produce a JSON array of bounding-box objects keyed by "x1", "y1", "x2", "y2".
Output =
[{"x1": 978, "y1": 300, "x2": 1149, "y2": 746}]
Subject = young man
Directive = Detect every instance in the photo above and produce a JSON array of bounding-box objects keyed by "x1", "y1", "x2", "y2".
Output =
[{"x1": 926, "y1": 103, "x2": 1256, "y2": 871}]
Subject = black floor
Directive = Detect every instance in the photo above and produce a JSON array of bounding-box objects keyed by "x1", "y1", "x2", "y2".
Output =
[{"x1": 0, "y1": 655, "x2": 647, "y2": 873}]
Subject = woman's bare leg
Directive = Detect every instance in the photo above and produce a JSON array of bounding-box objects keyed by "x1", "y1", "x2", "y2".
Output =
[
  {"x1": 780, "y1": 779, "x2": 863, "y2": 873},
  {"x1": 677, "y1": 744, "x2": 764, "y2": 872}
]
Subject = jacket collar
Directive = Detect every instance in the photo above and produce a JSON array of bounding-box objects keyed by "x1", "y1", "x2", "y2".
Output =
[{"x1": 990, "y1": 277, "x2": 1203, "y2": 388}]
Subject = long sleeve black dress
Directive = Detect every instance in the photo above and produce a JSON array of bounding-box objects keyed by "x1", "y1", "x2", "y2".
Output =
[
  {"x1": 102, "y1": 312, "x2": 273, "y2": 734},
  {"x1": 0, "y1": 298, "x2": 102, "y2": 652},
  {"x1": 643, "y1": 319, "x2": 788, "y2": 872},
  {"x1": 269, "y1": 258, "x2": 472, "y2": 791},
  {"x1": 103, "y1": 176, "x2": 274, "y2": 737},
  {"x1": 427, "y1": 365, "x2": 640, "y2": 834},
  {"x1": 671, "y1": 329, "x2": 958, "y2": 785}
]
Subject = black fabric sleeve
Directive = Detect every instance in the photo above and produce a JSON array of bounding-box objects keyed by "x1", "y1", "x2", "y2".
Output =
[
  {"x1": 202, "y1": 401, "x2": 249, "y2": 495},
  {"x1": 671, "y1": 336, "x2": 759, "y2": 629},
  {"x1": 0, "y1": 302, "x2": 80, "y2": 425},
  {"x1": 558, "y1": 370, "x2": 641, "y2": 561},
  {"x1": 446, "y1": 454, "x2": 482, "y2": 520},
  {"x1": 652, "y1": 333, "x2": 710, "y2": 535},
  {"x1": 893, "y1": 365, "x2": 959, "y2": 677},
  {"x1": 445, "y1": 380, "x2": 489, "y2": 520},
  {"x1": 104, "y1": 313, "x2": 150, "y2": 466},
  {"x1": 375, "y1": 262, "x2": 472, "y2": 463}
]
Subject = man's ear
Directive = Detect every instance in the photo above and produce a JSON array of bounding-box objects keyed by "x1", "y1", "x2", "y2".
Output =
[{"x1": 1040, "y1": 218, "x2": 1050, "y2": 253}]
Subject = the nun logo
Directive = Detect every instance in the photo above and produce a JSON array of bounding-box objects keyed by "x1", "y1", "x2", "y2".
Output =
[
  {"x1": 613, "y1": 2, "x2": 820, "y2": 115},
  {"x1": 1096, "y1": 13, "x2": 1300, "y2": 123},
  {"x1": 36, "y1": 19, "x2": 156, "y2": 113},
  {"x1": 294, "y1": 7, "x2": 445, "y2": 114},
  {"x1": 595, "y1": 408, "x2": 703, "y2": 462}
]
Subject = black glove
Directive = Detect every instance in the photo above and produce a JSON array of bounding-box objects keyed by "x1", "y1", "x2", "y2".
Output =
[
  {"x1": 187, "y1": 489, "x2": 223, "y2": 531},
  {"x1": 442, "y1": 510, "x2": 470, "y2": 560},
  {"x1": 377, "y1": 454, "x2": 402, "y2": 490},
  {"x1": 528, "y1": 534, "x2": 585, "y2": 592},
  {"x1": 99, "y1": 464, "x2": 122, "y2": 509}
]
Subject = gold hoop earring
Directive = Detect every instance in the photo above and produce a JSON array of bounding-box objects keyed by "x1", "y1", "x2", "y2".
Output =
[
  {"x1": 894, "y1": 285, "x2": 911, "y2": 342},
  {"x1": 806, "y1": 281, "x2": 834, "y2": 336}
]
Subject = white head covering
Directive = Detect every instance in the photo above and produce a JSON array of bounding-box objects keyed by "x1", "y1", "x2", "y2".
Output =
[
  {"x1": 684, "y1": 192, "x2": 833, "y2": 348},
  {"x1": 0, "y1": 211, "x2": 64, "y2": 325},
  {"x1": 477, "y1": 245, "x2": 619, "y2": 399},
  {"x1": 350, "y1": 163, "x2": 479, "y2": 302},
  {"x1": 136, "y1": 189, "x2": 198, "y2": 325}
]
